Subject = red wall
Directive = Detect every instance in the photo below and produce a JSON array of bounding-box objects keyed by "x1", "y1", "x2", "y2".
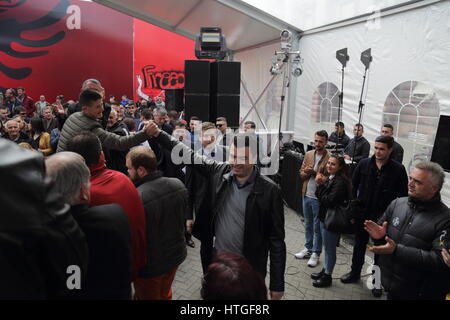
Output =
[{"x1": 0, "y1": 0, "x2": 195, "y2": 104}]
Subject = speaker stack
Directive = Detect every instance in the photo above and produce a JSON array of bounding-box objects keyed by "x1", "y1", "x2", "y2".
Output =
[
  {"x1": 184, "y1": 60, "x2": 240, "y2": 127},
  {"x1": 164, "y1": 88, "x2": 184, "y2": 112}
]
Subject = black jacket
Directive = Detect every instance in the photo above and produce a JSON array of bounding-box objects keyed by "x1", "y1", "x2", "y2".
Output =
[
  {"x1": 377, "y1": 196, "x2": 450, "y2": 300},
  {"x1": 154, "y1": 131, "x2": 286, "y2": 292},
  {"x1": 352, "y1": 156, "x2": 408, "y2": 220},
  {"x1": 315, "y1": 175, "x2": 351, "y2": 222},
  {"x1": 104, "y1": 121, "x2": 129, "y2": 174},
  {"x1": 70, "y1": 203, "x2": 132, "y2": 300},
  {"x1": 0, "y1": 139, "x2": 88, "y2": 299},
  {"x1": 343, "y1": 136, "x2": 370, "y2": 163},
  {"x1": 390, "y1": 140, "x2": 404, "y2": 164},
  {"x1": 135, "y1": 171, "x2": 188, "y2": 278},
  {"x1": 185, "y1": 144, "x2": 229, "y2": 238},
  {"x1": 329, "y1": 131, "x2": 350, "y2": 148}
]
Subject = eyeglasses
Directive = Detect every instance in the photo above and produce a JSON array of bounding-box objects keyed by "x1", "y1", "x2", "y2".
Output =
[{"x1": 216, "y1": 124, "x2": 223, "y2": 127}]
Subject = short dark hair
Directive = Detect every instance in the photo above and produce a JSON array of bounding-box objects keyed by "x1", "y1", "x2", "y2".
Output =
[
  {"x1": 79, "y1": 89, "x2": 102, "y2": 108},
  {"x1": 335, "y1": 121, "x2": 345, "y2": 128},
  {"x1": 315, "y1": 130, "x2": 329, "y2": 140},
  {"x1": 168, "y1": 110, "x2": 179, "y2": 119},
  {"x1": 122, "y1": 118, "x2": 135, "y2": 131},
  {"x1": 141, "y1": 109, "x2": 152, "y2": 120},
  {"x1": 375, "y1": 135, "x2": 394, "y2": 148},
  {"x1": 216, "y1": 117, "x2": 227, "y2": 123},
  {"x1": 126, "y1": 147, "x2": 157, "y2": 173},
  {"x1": 232, "y1": 134, "x2": 258, "y2": 158},
  {"x1": 190, "y1": 116, "x2": 200, "y2": 121},
  {"x1": 66, "y1": 131, "x2": 102, "y2": 166},
  {"x1": 382, "y1": 123, "x2": 394, "y2": 131},
  {"x1": 201, "y1": 251, "x2": 267, "y2": 300},
  {"x1": 244, "y1": 121, "x2": 256, "y2": 129},
  {"x1": 174, "y1": 120, "x2": 186, "y2": 128},
  {"x1": 355, "y1": 123, "x2": 364, "y2": 129}
]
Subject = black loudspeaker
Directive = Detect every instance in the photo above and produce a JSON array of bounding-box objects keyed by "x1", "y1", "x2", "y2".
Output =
[
  {"x1": 210, "y1": 61, "x2": 240, "y2": 127},
  {"x1": 165, "y1": 88, "x2": 184, "y2": 112},
  {"x1": 184, "y1": 60, "x2": 210, "y2": 94},
  {"x1": 211, "y1": 95, "x2": 240, "y2": 128},
  {"x1": 210, "y1": 61, "x2": 241, "y2": 94},
  {"x1": 184, "y1": 95, "x2": 210, "y2": 123}
]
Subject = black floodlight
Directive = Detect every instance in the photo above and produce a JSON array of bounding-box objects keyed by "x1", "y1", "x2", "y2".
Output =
[
  {"x1": 336, "y1": 48, "x2": 349, "y2": 68},
  {"x1": 360, "y1": 48, "x2": 373, "y2": 70}
]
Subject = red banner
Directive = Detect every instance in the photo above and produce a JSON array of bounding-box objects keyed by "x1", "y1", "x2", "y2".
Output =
[
  {"x1": 1, "y1": 0, "x2": 197, "y2": 105},
  {"x1": 133, "y1": 19, "x2": 196, "y2": 102}
]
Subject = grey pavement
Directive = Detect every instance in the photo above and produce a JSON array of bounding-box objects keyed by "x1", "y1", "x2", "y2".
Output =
[{"x1": 173, "y1": 206, "x2": 385, "y2": 300}]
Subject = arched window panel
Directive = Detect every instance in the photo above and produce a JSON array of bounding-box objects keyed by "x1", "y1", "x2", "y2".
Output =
[
  {"x1": 382, "y1": 81, "x2": 440, "y2": 170},
  {"x1": 311, "y1": 82, "x2": 341, "y2": 124}
]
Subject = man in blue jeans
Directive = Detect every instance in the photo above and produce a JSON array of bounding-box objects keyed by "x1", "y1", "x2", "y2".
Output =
[{"x1": 295, "y1": 131, "x2": 330, "y2": 267}]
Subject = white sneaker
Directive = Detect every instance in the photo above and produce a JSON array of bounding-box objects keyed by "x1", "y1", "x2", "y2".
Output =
[
  {"x1": 294, "y1": 248, "x2": 312, "y2": 259},
  {"x1": 307, "y1": 253, "x2": 320, "y2": 267}
]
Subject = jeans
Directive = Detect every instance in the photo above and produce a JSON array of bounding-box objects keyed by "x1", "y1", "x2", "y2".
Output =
[
  {"x1": 320, "y1": 222, "x2": 339, "y2": 274},
  {"x1": 303, "y1": 196, "x2": 322, "y2": 255}
]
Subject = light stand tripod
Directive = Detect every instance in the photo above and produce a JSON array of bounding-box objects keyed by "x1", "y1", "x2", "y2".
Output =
[
  {"x1": 351, "y1": 48, "x2": 373, "y2": 166},
  {"x1": 335, "y1": 48, "x2": 349, "y2": 153}
]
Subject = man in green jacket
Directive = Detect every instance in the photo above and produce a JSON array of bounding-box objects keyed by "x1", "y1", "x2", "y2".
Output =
[{"x1": 57, "y1": 89, "x2": 153, "y2": 152}]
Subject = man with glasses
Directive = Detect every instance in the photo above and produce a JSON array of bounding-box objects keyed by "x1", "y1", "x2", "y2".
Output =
[{"x1": 216, "y1": 117, "x2": 233, "y2": 147}]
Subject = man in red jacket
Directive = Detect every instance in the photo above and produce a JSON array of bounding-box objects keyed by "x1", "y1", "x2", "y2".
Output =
[
  {"x1": 17, "y1": 87, "x2": 35, "y2": 118},
  {"x1": 66, "y1": 131, "x2": 147, "y2": 282}
]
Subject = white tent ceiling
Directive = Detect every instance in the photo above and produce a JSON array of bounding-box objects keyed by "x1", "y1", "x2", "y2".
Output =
[
  {"x1": 242, "y1": 0, "x2": 423, "y2": 31},
  {"x1": 92, "y1": 0, "x2": 301, "y2": 52}
]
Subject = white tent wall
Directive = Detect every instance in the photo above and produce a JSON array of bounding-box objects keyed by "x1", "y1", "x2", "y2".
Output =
[
  {"x1": 295, "y1": 0, "x2": 450, "y2": 204},
  {"x1": 234, "y1": 43, "x2": 287, "y2": 131}
]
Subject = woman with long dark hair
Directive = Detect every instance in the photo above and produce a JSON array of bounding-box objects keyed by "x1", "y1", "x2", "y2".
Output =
[
  {"x1": 312, "y1": 154, "x2": 352, "y2": 287},
  {"x1": 29, "y1": 117, "x2": 52, "y2": 156}
]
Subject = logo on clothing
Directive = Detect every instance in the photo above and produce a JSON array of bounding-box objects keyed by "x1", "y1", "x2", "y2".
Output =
[{"x1": 392, "y1": 217, "x2": 400, "y2": 227}]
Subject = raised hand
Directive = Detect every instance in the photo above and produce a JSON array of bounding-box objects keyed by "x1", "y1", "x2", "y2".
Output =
[{"x1": 368, "y1": 236, "x2": 397, "y2": 255}]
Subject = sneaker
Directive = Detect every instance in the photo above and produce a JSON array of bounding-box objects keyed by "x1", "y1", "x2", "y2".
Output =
[
  {"x1": 294, "y1": 248, "x2": 312, "y2": 259},
  {"x1": 311, "y1": 268, "x2": 325, "y2": 280},
  {"x1": 307, "y1": 253, "x2": 320, "y2": 267}
]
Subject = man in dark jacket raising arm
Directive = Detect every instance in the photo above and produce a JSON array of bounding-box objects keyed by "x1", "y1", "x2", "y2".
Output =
[
  {"x1": 146, "y1": 120, "x2": 286, "y2": 300},
  {"x1": 364, "y1": 161, "x2": 450, "y2": 300}
]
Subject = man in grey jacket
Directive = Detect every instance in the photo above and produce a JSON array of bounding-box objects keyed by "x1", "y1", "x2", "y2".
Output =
[
  {"x1": 57, "y1": 89, "x2": 153, "y2": 152},
  {"x1": 126, "y1": 146, "x2": 187, "y2": 300}
]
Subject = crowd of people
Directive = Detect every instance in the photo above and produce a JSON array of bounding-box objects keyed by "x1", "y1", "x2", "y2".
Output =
[{"x1": 1, "y1": 80, "x2": 449, "y2": 300}]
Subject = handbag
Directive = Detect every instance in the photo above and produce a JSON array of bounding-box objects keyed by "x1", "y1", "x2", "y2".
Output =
[{"x1": 324, "y1": 200, "x2": 360, "y2": 234}]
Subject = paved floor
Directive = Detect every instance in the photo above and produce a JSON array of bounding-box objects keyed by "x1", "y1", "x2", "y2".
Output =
[{"x1": 173, "y1": 206, "x2": 385, "y2": 300}]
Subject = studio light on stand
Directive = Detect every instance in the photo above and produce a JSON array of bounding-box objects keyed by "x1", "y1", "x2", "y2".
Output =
[
  {"x1": 335, "y1": 48, "x2": 349, "y2": 153},
  {"x1": 351, "y1": 48, "x2": 373, "y2": 166}
]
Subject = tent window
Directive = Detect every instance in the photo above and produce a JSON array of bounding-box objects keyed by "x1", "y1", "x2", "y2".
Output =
[
  {"x1": 382, "y1": 81, "x2": 440, "y2": 170},
  {"x1": 311, "y1": 82, "x2": 340, "y2": 124}
]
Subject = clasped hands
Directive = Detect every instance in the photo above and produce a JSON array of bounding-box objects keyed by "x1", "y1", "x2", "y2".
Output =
[{"x1": 364, "y1": 221, "x2": 397, "y2": 255}]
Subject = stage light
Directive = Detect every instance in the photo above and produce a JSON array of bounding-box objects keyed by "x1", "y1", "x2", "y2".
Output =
[{"x1": 195, "y1": 27, "x2": 227, "y2": 60}]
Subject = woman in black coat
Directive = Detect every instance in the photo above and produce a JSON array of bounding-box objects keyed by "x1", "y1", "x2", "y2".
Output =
[{"x1": 312, "y1": 155, "x2": 352, "y2": 287}]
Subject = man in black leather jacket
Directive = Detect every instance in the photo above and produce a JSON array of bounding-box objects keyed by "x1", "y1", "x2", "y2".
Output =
[
  {"x1": 146, "y1": 121, "x2": 286, "y2": 300},
  {"x1": 365, "y1": 161, "x2": 450, "y2": 300},
  {"x1": 0, "y1": 139, "x2": 88, "y2": 299}
]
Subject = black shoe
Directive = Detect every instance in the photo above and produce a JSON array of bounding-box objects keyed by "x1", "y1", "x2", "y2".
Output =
[
  {"x1": 313, "y1": 273, "x2": 332, "y2": 288},
  {"x1": 186, "y1": 239, "x2": 195, "y2": 248},
  {"x1": 340, "y1": 271, "x2": 360, "y2": 284},
  {"x1": 311, "y1": 269, "x2": 325, "y2": 280},
  {"x1": 372, "y1": 288, "x2": 383, "y2": 298}
]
